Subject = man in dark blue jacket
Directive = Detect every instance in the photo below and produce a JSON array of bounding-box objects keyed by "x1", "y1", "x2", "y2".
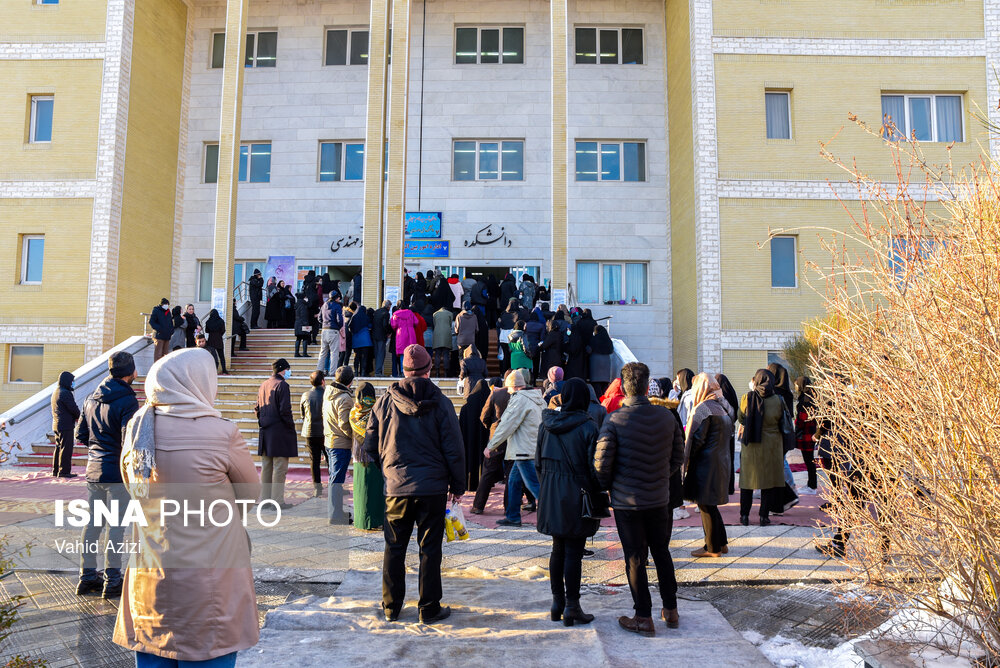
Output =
[
  {"x1": 73, "y1": 351, "x2": 139, "y2": 598},
  {"x1": 149, "y1": 298, "x2": 173, "y2": 361}
]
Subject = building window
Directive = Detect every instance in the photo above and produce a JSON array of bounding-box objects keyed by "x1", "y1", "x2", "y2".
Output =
[
  {"x1": 881, "y1": 94, "x2": 963, "y2": 142},
  {"x1": 453, "y1": 140, "x2": 524, "y2": 181},
  {"x1": 234, "y1": 261, "x2": 266, "y2": 289},
  {"x1": 29, "y1": 95, "x2": 53, "y2": 143},
  {"x1": 20, "y1": 235, "x2": 44, "y2": 285},
  {"x1": 575, "y1": 27, "x2": 643, "y2": 65},
  {"x1": 319, "y1": 142, "x2": 365, "y2": 181},
  {"x1": 455, "y1": 27, "x2": 524, "y2": 64},
  {"x1": 576, "y1": 262, "x2": 648, "y2": 304},
  {"x1": 770, "y1": 236, "x2": 797, "y2": 288},
  {"x1": 765, "y1": 91, "x2": 791, "y2": 139},
  {"x1": 204, "y1": 143, "x2": 271, "y2": 183},
  {"x1": 198, "y1": 261, "x2": 213, "y2": 302},
  {"x1": 204, "y1": 144, "x2": 219, "y2": 183},
  {"x1": 575, "y1": 141, "x2": 645, "y2": 182},
  {"x1": 326, "y1": 29, "x2": 369, "y2": 66},
  {"x1": 8, "y1": 346, "x2": 43, "y2": 384},
  {"x1": 212, "y1": 31, "x2": 277, "y2": 68},
  {"x1": 211, "y1": 33, "x2": 226, "y2": 69},
  {"x1": 37, "y1": 0, "x2": 59, "y2": 5}
]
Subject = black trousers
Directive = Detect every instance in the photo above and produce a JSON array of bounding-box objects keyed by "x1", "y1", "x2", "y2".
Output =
[
  {"x1": 383, "y1": 494, "x2": 447, "y2": 615},
  {"x1": 231, "y1": 329, "x2": 246, "y2": 357},
  {"x1": 740, "y1": 487, "x2": 779, "y2": 519},
  {"x1": 295, "y1": 335, "x2": 310, "y2": 356},
  {"x1": 614, "y1": 505, "x2": 677, "y2": 617},
  {"x1": 353, "y1": 347, "x2": 371, "y2": 375},
  {"x1": 211, "y1": 344, "x2": 227, "y2": 373},
  {"x1": 550, "y1": 536, "x2": 586, "y2": 600},
  {"x1": 801, "y1": 450, "x2": 818, "y2": 489},
  {"x1": 52, "y1": 428, "x2": 75, "y2": 475},
  {"x1": 251, "y1": 300, "x2": 261, "y2": 328},
  {"x1": 306, "y1": 436, "x2": 326, "y2": 484},
  {"x1": 697, "y1": 504, "x2": 728, "y2": 553},
  {"x1": 473, "y1": 451, "x2": 505, "y2": 511}
]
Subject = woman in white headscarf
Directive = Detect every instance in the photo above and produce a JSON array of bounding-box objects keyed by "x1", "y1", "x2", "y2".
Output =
[{"x1": 113, "y1": 348, "x2": 261, "y2": 668}]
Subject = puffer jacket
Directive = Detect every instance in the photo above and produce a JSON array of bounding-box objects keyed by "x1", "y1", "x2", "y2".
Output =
[
  {"x1": 594, "y1": 395, "x2": 684, "y2": 510},
  {"x1": 299, "y1": 386, "x2": 325, "y2": 438},
  {"x1": 486, "y1": 388, "x2": 545, "y2": 460},
  {"x1": 75, "y1": 376, "x2": 139, "y2": 483},
  {"x1": 535, "y1": 409, "x2": 602, "y2": 539},
  {"x1": 390, "y1": 309, "x2": 420, "y2": 354},
  {"x1": 51, "y1": 371, "x2": 80, "y2": 433},
  {"x1": 362, "y1": 377, "x2": 465, "y2": 496},
  {"x1": 323, "y1": 381, "x2": 354, "y2": 450}
]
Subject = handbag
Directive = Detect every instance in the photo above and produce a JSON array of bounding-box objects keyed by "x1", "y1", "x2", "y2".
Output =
[
  {"x1": 553, "y1": 431, "x2": 611, "y2": 520},
  {"x1": 780, "y1": 406, "x2": 797, "y2": 453}
]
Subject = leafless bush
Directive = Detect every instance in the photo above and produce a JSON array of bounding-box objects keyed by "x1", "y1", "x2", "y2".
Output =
[{"x1": 800, "y1": 116, "x2": 1000, "y2": 660}]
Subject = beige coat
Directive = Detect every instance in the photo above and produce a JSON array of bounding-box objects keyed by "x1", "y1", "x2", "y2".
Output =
[
  {"x1": 323, "y1": 382, "x2": 354, "y2": 450},
  {"x1": 113, "y1": 413, "x2": 261, "y2": 661},
  {"x1": 486, "y1": 388, "x2": 545, "y2": 460}
]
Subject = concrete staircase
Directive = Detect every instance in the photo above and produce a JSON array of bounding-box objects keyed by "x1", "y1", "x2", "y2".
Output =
[{"x1": 19, "y1": 329, "x2": 470, "y2": 471}]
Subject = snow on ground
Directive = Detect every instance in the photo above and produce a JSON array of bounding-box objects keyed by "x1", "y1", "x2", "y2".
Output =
[{"x1": 743, "y1": 631, "x2": 861, "y2": 668}]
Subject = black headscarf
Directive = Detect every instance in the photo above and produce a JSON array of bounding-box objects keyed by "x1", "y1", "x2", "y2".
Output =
[
  {"x1": 767, "y1": 362, "x2": 794, "y2": 414},
  {"x1": 715, "y1": 373, "x2": 739, "y2": 415},
  {"x1": 560, "y1": 377, "x2": 590, "y2": 413},
  {"x1": 653, "y1": 378, "x2": 672, "y2": 400},
  {"x1": 744, "y1": 369, "x2": 776, "y2": 444},
  {"x1": 349, "y1": 304, "x2": 371, "y2": 334},
  {"x1": 590, "y1": 325, "x2": 614, "y2": 355},
  {"x1": 171, "y1": 305, "x2": 184, "y2": 328},
  {"x1": 676, "y1": 368, "x2": 695, "y2": 394},
  {"x1": 795, "y1": 376, "x2": 815, "y2": 414}
]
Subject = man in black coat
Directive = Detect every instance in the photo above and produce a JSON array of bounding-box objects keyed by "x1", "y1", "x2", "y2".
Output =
[
  {"x1": 149, "y1": 298, "x2": 173, "y2": 361},
  {"x1": 74, "y1": 351, "x2": 139, "y2": 598},
  {"x1": 50, "y1": 371, "x2": 80, "y2": 477},
  {"x1": 249, "y1": 268, "x2": 264, "y2": 329},
  {"x1": 594, "y1": 362, "x2": 684, "y2": 637},
  {"x1": 256, "y1": 358, "x2": 297, "y2": 508},
  {"x1": 371, "y1": 300, "x2": 391, "y2": 376},
  {"x1": 363, "y1": 344, "x2": 465, "y2": 624}
]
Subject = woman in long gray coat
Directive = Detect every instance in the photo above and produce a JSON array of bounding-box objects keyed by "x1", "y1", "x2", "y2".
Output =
[{"x1": 737, "y1": 369, "x2": 785, "y2": 526}]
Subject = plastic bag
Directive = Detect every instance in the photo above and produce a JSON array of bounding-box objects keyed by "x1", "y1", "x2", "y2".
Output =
[
  {"x1": 456, "y1": 380, "x2": 464, "y2": 394},
  {"x1": 497, "y1": 347, "x2": 505, "y2": 361},
  {"x1": 445, "y1": 503, "x2": 470, "y2": 542}
]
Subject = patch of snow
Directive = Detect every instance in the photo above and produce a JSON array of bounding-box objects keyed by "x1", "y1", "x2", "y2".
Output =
[{"x1": 742, "y1": 633, "x2": 861, "y2": 668}]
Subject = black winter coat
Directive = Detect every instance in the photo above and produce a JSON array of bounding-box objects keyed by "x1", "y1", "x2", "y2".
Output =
[
  {"x1": 536, "y1": 409, "x2": 601, "y2": 539},
  {"x1": 538, "y1": 329, "x2": 563, "y2": 375},
  {"x1": 149, "y1": 306, "x2": 173, "y2": 340},
  {"x1": 683, "y1": 401, "x2": 734, "y2": 506},
  {"x1": 205, "y1": 313, "x2": 226, "y2": 348},
  {"x1": 255, "y1": 374, "x2": 297, "y2": 457},
  {"x1": 459, "y1": 356, "x2": 488, "y2": 397},
  {"x1": 372, "y1": 307, "x2": 391, "y2": 341},
  {"x1": 500, "y1": 277, "x2": 517, "y2": 305},
  {"x1": 51, "y1": 371, "x2": 79, "y2": 433},
  {"x1": 249, "y1": 274, "x2": 264, "y2": 301},
  {"x1": 75, "y1": 376, "x2": 139, "y2": 483},
  {"x1": 594, "y1": 396, "x2": 685, "y2": 510},
  {"x1": 362, "y1": 377, "x2": 466, "y2": 497},
  {"x1": 294, "y1": 299, "x2": 310, "y2": 336}
]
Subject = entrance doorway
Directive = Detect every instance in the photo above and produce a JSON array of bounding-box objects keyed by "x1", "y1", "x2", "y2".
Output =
[{"x1": 435, "y1": 265, "x2": 542, "y2": 283}]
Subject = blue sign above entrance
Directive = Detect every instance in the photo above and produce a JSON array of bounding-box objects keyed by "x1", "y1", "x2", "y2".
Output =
[
  {"x1": 404, "y1": 240, "x2": 450, "y2": 258},
  {"x1": 405, "y1": 212, "x2": 442, "y2": 239}
]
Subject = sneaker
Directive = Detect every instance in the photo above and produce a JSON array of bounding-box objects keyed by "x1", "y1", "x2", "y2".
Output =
[
  {"x1": 383, "y1": 606, "x2": 401, "y2": 622},
  {"x1": 419, "y1": 605, "x2": 451, "y2": 624},
  {"x1": 469, "y1": 507, "x2": 483, "y2": 515},
  {"x1": 521, "y1": 503, "x2": 536, "y2": 513},
  {"x1": 495, "y1": 518, "x2": 522, "y2": 527},
  {"x1": 102, "y1": 578, "x2": 123, "y2": 599},
  {"x1": 672, "y1": 507, "x2": 690, "y2": 520}
]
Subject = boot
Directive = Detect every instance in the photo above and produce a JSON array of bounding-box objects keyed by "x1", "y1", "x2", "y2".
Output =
[
  {"x1": 618, "y1": 614, "x2": 655, "y2": 637},
  {"x1": 102, "y1": 568, "x2": 123, "y2": 599},
  {"x1": 76, "y1": 568, "x2": 103, "y2": 596},
  {"x1": 550, "y1": 593, "x2": 565, "y2": 622},
  {"x1": 562, "y1": 599, "x2": 594, "y2": 627},
  {"x1": 739, "y1": 515, "x2": 749, "y2": 526},
  {"x1": 328, "y1": 483, "x2": 352, "y2": 525},
  {"x1": 313, "y1": 482, "x2": 324, "y2": 498},
  {"x1": 661, "y1": 607, "x2": 679, "y2": 629}
]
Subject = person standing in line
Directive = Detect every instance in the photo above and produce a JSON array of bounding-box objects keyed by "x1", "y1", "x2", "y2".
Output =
[
  {"x1": 371, "y1": 300, "x2": 391, "y2": 376},
  {"x1": 538, "y1": 319, "x2": 564, "y2": 383},
  {"x1": 183, "y1": 304, "x2": 202, "y2": 348},
  {"x1": 536, "y1": 378, "x2": 602, "y2": 626},
  {"x1": 594, "y1": 362, "x2": 684, "y2": 637},
  {"x1": 350, "y1": 382, "x2": 383, "y2": 531},
  {"x1": 255, "y1": 358, "x2": 296, "y2": 509},
  {"x1": 486, "y1": 369, "x2": 546, "y2": 528},
  {"x1": 736, "y1": 369, "x2": 786, "y2": 527},
  {"x1": 390, "y1": 302, "x2": 420, "y2": 378},
  {"x1": 600, "y1": 377, "x2": 626, "y2": 414},
  {"x1": 203, "y1": 308, "x2": 229, "y2": 375},
  {"x1": 168, "y1": 306, "x2": 186, "y2": 352},
  {"x1": 674, "y1": 368, "x2": 696, "y2": 426},
  {"x1": 149, "y1": 298, "x2": 173, "y2": 362},
  {"x1": 231, "y1": 299, "x2": 248, "y2": 358},
  {"x1": 74, "y1": 352, "x2": 140, "y2": 598},
  {"x1": 249, "y1": 268, "x2": 264, "y2": 329},
  {"x1": 348, "y1": 303, "x2": 373, "y2": 376},
  {"x1": 683, "y1": 373, "x2": 734, "y2": 558},
  {"x1": 496, "y1": 299, "x2": 519, "y2": 375},
  {"x1": 795, "y1": 376, "x2": 819, "y2": 492},
  {"x1": 294, "y1": 292, "x2": 312, "y2": 358},
  {"x1": 113, "y1": 348, "x2": 261, "y2": 668},
  {"x1": 432, "y1": 304, "x2": 454, "y2": 378},
  {"x1": 716, "y1": 373, "x2": 741, "y2": 496},
  {"x1": 50, "y1": 371, "x2": 80, "y2": 478},
  {"x1": 362, "y1": 345, "x2": 466, "y2": 624},
  {"x1": 454, "y1": 303, "x2": 479, "y2": 351},
  {"x1": 768, "y1": 362, "x2": 801, "y2": 513},
  {"x1": 300, "y1": 370, "x2": 328, "y2": 497},
  {"x1": 459, "y1": 379, "x2": 492, "y2": 492},
  {"x1": 339, "y1": 302, "x2": 356, "y2": 368},
  {"x1": 588, "y1": 325, "x2": 615, "y2": 397},
  {"x1": 518, "y1": 274, "x2": 537, "y2": 310},
  {"x1": 508, "y1": 329, "x2": 533, "y2": 384},
  {"x1": 471, "y1": 377, "x2": 510, "y2": 515},
  {"x1": 323, "y1": 366, "x2": 355, "y2": 525},
  {"x1": 279, "y1": 281, "x2": 296, "y2": 329},
  {"x1": 265, "y1": 276, "x2": 278, "y2": 302},
  {"x1": 317, "y1": 292, "x2": 344, "y2": 374},
  {"x1": 459, "y1": 346, "x2": 487, "y2": 398}
]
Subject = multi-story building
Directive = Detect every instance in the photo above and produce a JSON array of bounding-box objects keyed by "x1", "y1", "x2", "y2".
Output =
[{"x1": 1, "y1": 0, "x2": 995, "y2": 411}]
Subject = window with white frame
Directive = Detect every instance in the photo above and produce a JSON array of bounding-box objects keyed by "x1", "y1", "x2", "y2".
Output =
[
  {"x1": 574, "y1": 27, "x2": 643, "y2": 65},
  {"x1": 765, "y1": 91, "x2": 791, "y2": 139},
  {"x1": 29, "y1": 95, "x2": 53, "y2": 143},
  {"x1": 20, "y1": 235, "x2": 44, "y2": 285},
  {"x1": 453, "y1": 140, "x2": 524, "y2": 181},
  {"x1": 319, "y1": 142, "x2": 365, "y2": 181},
  {"x1": 455, "y1": 27, "x2": 524, "y2": 64},
  {"x1": 198, "y1": 261, "x2": 213, "y2": 302},
  {"x1": 326, "y1": 29, "x2": 369, "y2": 66},
  {"x1": 211, "y1": 31, "x2": 277, "y2": 68},
  {"x1": 37, "y1": 0, "x2": 59, "y2": 5},
  {"x1": 575, "y1": 141, "x2": 645, "y2": 181},
  {"x1": 234, "y1": 261, "x2": 266, "y2": 290},
  {"x1": 8, "y1": 345, "x2": 43, "y2": 384},
  {"x1": 576, "y1": 262, "x2": 648, "y2": 304},
  {"x1": 881, "y1": 94, "x2": 963, "y2": 142},
  {"x1": 204, "y1": 142, "x2": 271, "y2": 183},
  {"x1": 770, "y1": 236, "x2": 798, "y2": 288}
]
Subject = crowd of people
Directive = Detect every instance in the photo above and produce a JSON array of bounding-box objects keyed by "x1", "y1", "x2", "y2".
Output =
[
  {"x1": 147, "y1": 297, "x2": 247, "y2": 375},
  {"x1": 52, "y1": 281, "x2": 843, "y2": 665}
]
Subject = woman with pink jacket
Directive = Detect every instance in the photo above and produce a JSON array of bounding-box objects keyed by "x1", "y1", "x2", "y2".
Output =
[{"x1": 390, "y1": 305, "x2": 419, "y2": 377}]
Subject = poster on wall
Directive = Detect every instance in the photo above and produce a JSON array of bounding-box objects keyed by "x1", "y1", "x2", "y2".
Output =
[
  {"x1": 550, "y1": 289, "x2": 567, "y2": 308},
  {"x1": 264, "y1": 256, "x2": 296, "y2": 286},
  {"x1": 404, "y1": 240, "x2": 449, "y2": 258},
  {"x1": 405, "y1": 212, "x2": 442, "y2": 239},
  {"x1": 384, "y1": 286, "x2": 400, "y2": 305},
  {"x1": 211, "y1": 288, "x2": 227, "y2": 318}
]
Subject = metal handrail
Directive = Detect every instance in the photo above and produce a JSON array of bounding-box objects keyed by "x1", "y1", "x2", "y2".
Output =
[{"x1": 595, "y1": 315, "x2": 613, "y2": 336}]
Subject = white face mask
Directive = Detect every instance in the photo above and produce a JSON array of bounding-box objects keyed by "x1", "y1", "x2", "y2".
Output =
[
  {"x1": 284, "y1": 369, "x2": 292, "y2": 379},
  {"x1": 163, "y1": 304, "x2": 169, "y2": 310},
  {"x1": 748, "y1": 380, "x2": 755, "y2": 391}
]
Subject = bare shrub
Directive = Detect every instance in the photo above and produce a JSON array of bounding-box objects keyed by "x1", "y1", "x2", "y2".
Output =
[{"x1": 800, "y1": 116, "x2": 1000, "y2": 660}]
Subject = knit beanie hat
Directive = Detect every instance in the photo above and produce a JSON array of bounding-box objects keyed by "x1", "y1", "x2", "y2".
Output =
[
  {"x1": 402, "y1": 344, "x2": 432, "y2": 377},
  {"x1": 504, "y1": 369, "x2": 528, "y2": 390},
  {"x1": 272, "y1": 358, "x2": 291, "y2": 374},
  {"x1": 109, "y1": 351, "x2": 136, "y2": 379}
]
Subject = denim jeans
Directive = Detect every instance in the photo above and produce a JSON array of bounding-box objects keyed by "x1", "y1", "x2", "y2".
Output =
[
  {"x1": 504, "y1": 460, "x2": 540, "y2": 523},
  {"x1": 391, "y1": 352, "x2": 402, "y2": 377},
  {"x1": 327, "y1": 448, "x2": 351, "y2": 484},
  {"x1": 135, "y1": 651, "x2": 237, "y2": 668},
  {"x1": 81, "y1": 482, "x2": 129, "y2": 572},
  {"x1": 373, "y1": 339, "x2": 386, "y2": 375}
]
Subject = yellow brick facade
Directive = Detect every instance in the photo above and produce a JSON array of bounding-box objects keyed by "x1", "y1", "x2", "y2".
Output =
[
  {"x1": 1, "y1": 344, "x2": 85, "y2": 410},
  {"x1": 3, "y1": 0, "x2": 108, "y2": 43}
]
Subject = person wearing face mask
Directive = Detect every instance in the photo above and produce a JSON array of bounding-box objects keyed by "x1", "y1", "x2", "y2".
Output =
[
  {"x1": 148, "y1": 298, "x2": 174, "y2": 362},
  {"x1": 73, "y1": 351, "x2": 140, "y2": 598},
  {"x1": 50, "y1": 371, "x2": 80, "y2": 478},
  {"x1": 255, "y1": 359, "x2": 297, "y2": 508}
]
